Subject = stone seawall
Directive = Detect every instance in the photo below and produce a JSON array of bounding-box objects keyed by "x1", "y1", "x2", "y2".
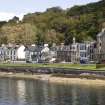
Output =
[{"x1": 0, "y1": 67, "x2": 105, "y2": 76}]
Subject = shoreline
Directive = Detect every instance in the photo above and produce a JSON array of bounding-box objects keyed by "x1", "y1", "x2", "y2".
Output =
[{"x1": 1, "y1": 72, "x2": 105, "y2": 86}]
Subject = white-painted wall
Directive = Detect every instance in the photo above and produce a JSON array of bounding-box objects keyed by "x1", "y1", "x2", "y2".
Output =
[{"x1": 17, "y1": 45, "x2": 25, "y2": 60}]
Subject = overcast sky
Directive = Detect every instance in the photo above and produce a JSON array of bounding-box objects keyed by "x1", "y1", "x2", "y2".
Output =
[{"x1": 0, "y1": 0, "x2": 100, "y2": 21}]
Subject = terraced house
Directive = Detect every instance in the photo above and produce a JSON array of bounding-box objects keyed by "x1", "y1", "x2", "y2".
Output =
[
  {"x1": 57, "y1": 43, "x2": 71, "y2": 62},
  {"x1": 56, "y1": 37, "x2": 95, "y2": 64},
  {"x1": 0, "y1": 44, "x2": 18, "y2": 61},
  {"x1": 95, "y1": 28, "x2": 105, "y2": 63},
  {"x1": 0, "y1": 46, "x2": 6, "y2": 61},
  {"x1": 25, "y1": 44, "x2": 51, "y2": 63},
  {"x1": 0, "y1": 39, "x2": 96, "y2": 64},
  {"x1": 0, "y1": 44, "x2": 26, "y2": 62}
]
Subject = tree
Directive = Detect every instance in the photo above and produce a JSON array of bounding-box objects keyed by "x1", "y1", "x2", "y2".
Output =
[{"x1": 1, "y1": 23, "x2": 37, "y2": 44}]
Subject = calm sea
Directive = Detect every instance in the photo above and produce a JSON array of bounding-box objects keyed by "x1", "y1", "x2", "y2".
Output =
[{"x1": 0, "y1": 78, "x2": 105, "y2": 105}]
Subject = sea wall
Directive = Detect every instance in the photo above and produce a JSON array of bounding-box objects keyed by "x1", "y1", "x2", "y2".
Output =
[{"x1": 0, "y1": 67, "x2": 105, "y2": 76}]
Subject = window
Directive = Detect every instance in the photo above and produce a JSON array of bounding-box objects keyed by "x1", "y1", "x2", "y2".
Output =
[
  {"x1": 80, "y1": 44, "x2": 86, "y2": 50},
  {"x1": 80, "y1": 52, "x2": 86, "y2": 57},
  {"x1": 7, "y1": 51, "x2": 9, "y2": 55},
  {"x1": 1, "y1": 51, "x2": 2, "y2": 55},
  {"x1": 11, "y1": 50, "x2": 12, "y2": 55},
  {"x1": 14, "y1": 51, "x2": 15, "y2": 55},
  {"x1": 100, "y1": 43, "x2": 102, "y2": 46}
]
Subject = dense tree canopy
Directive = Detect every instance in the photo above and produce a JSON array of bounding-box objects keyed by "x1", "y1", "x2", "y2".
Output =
[{"x1": 0, "y1": 0, "x2": 104, "y2": 45}]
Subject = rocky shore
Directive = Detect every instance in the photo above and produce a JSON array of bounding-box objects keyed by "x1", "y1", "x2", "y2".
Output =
[
  {"x1": 0, "y1": 66, "x2": 105, "y2": 86},
  {"x1": 0, "y1": 66, "x2": 105, "y2": 75},
  {"x1": 0, "y1": 72, "x2": 105, "y2": 86}
]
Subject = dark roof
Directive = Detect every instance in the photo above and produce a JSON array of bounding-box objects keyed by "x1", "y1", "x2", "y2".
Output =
[
  {"x1": 57, "y1": 46, "x2": 71, "y2": 51},
  {"x1": 0, "y1": 46, "x2": 18, "y2": 50},
  {"x1": 50, "y1": 46, "x2": 58, "y2": 51},
  {"x1": 97, "y1": 31, "x2": 105, "y2": 37},
  {"x1": 24, "y1": 45, "x2": 44, "y2": 52}
]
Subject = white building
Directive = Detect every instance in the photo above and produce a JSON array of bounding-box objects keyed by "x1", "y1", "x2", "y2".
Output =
[
  {"x1": 41, "y1": 44, "x2": 50, "y2": 62},
  {"x1": 17, "y1": 45, "x2": 25, "y2": 60},
  {"x1": 0, "y1": 44, "x2": 33, "y2": 62}
]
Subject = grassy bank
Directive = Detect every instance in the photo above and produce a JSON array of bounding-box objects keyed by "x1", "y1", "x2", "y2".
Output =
[{"x1": 0, "y1": 63, "x2": 97, "y2": 70}]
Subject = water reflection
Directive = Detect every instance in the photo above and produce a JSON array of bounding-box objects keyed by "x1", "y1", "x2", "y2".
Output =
[
  {"x1": 17, "y1": 80, "x2": 26, "y2": 105},
  {"x1": 0, "y1": 78, "x2": 105, "y2": 105}
]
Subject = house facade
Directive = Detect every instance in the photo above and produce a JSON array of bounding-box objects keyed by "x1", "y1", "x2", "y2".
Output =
[
  {"x1": 0, "y1": 44, "x2": 26, "y2": 62},
  {"x1": 89, "y1": 42, "x2": 96, "y2": 62},
  {"x1": 56, "y1": 37, "x2": 95, "y2": 64},
  {"x1": 17, "y1": 45, "x2": 25, "y2": 60},
  {"x1": 49, "y1": 44, "x2": 58, "y2": 63},
  {"x1": 6, "y1": 44, "x2": 18, "y2": 61},
  {"x1": 0, "y1": 37, "x2": 96, "y2": 64},
  {"x1": 57, "y1": 43, "x2": 71, "y2": 62},
  {"x1": 25, "y1": 45, "x2": 43, "y2": 63},
  {"x1": 41, "y1": 44, "x2": 50, "y2": 62},
  {"x1": 79, "y1": 42, "x2": 95, "y2": 64},
  {"x1": 0, "y1": 47, "x2": 6, "y2": 61},
  {"x1": 0, "y1": 44, "x2": 18, "y2": 61},
  {"x1": 70, "y1": 38, "x2": 80, "y2": 64},
  {"x1": 95, "y1": 28, "x2": 105, "y2": 63},
  {"x1": 25, "y1": 44, "x2": 57, "y2": 63}
]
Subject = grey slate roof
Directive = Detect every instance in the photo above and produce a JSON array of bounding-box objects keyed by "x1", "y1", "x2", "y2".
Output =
[
  {"x1": 25, "y1": 45, "x2": 44, "y2": 52},
  {"x1": 57, "y1": 45, "x2": 71, "y2": 51},
  {"x1": 97, "y1": 31, "x2": 105, "y2": 37},
  {"x1": 50, "y1": 46, "x2": 58, "y2": 51}
]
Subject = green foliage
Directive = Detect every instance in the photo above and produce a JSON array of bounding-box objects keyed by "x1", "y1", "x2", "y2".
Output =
[
  {"x1": 96, "y1": 64, "x2": 105, "y2": 69},
  {"x1": 0, "y1": 0, "x2": 105, "y2": 45},
  {"x1": 1, "y1": 23, "x2": 37, "y2": 44}
]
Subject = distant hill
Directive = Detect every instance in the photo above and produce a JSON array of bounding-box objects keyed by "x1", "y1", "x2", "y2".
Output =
[{"x1": 0, "y1": 0, "x2": 105, "y2": 45}]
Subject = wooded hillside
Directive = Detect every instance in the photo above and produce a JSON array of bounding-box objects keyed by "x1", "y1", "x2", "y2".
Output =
[{"x1": 0, "y1": 0, "x2": 104, "y2": 45}]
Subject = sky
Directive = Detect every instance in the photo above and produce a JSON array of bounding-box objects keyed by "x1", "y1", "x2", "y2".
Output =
[{"x1": 0, "y1": 0, "x2": 100, "y2": 21}]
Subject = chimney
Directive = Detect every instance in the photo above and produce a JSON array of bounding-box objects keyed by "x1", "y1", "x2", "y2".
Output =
[
  {"x1": 44, "y1": 44, "x2": 48, "y2": 47},
  {"x1": 73, "y1": 37, "x2": 76, "y2": 44},
  {"x1": 1, "y1": 44, "x2": 5, "y2": 47},
  {"x1": 52, "y1": 43, "x2": 56, "y2": 47},
  {"x1": 60, "y1": 43, "x2": 64, "y2": 47},
  {"x1": 31, "y1": 44, "x2": 36, "y2": 47}
]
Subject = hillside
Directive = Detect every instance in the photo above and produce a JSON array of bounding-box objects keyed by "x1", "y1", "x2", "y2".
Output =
[{"x1": 0, "y1": 0, "x2": 105, "y2": 45}]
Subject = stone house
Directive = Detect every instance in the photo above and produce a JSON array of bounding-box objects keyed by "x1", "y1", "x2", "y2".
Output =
[
  {"x1": 57, "y1": 43, "x2": 71, "y2": 62},
  {"x1": 95, "y1": 28, "x2": 105, "y2": 63},
  {"x1": 56, "y1": 37, "x2": 95, "y2": 64},
  {"x1": 71, "y1": 38, "x2": 95, "y2": 64},
  {"x1": 89, "y1": 42, "x2": 96, "y2": 62},
  {"x1": 0, "y1": 47, "x2": 6, "y2": 61},
  {"x1": 56, "y1": 39, "x2": 79, "y2": 63}
]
